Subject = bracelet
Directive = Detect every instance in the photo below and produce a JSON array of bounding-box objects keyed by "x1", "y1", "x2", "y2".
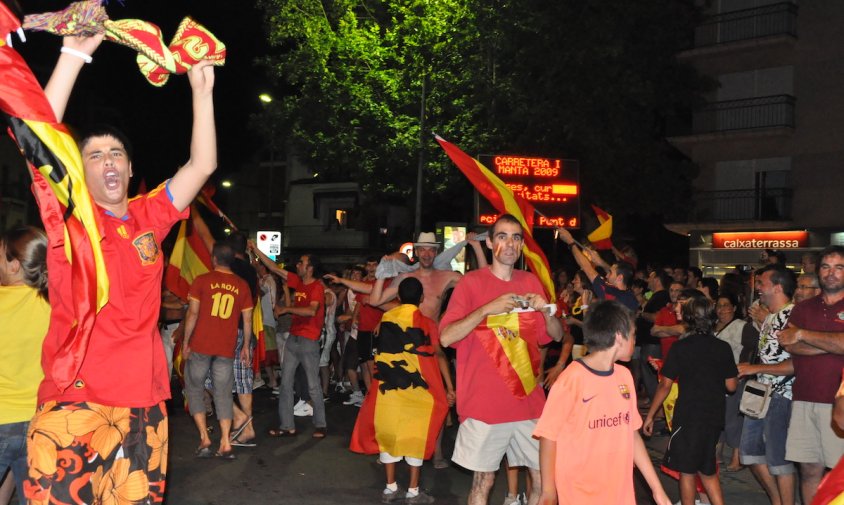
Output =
[{"x1": 60, "y1": 46, "x2": 93, "y2": 64}]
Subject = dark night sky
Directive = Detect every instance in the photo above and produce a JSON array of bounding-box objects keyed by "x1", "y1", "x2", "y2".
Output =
[{"x1": 15, "y1": 0, "x2": 269, "y2": 188}]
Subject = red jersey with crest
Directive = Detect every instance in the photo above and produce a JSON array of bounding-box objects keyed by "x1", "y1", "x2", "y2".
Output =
[
  {"x1": 188, "y1": 270, "x2": 253, "y2": 358},
  {"x1": 286, "y1": 272, "x2": 325, "y2": 340},
  {"x1": 38, "y1": 182, "x2": 188, "y2": 407}
]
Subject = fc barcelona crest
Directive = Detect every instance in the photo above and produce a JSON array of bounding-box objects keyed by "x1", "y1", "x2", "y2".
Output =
[
  {"x1": 133, "y1": 231, "x2": 159, "y2": 266},
  {"x1": 618, "y1": 384, "x2": 631, "y2": 399}
]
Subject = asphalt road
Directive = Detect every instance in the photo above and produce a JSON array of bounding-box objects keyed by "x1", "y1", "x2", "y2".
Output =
[{"x1": 163, "y1": 386, "x2": 771, "y2": 505}]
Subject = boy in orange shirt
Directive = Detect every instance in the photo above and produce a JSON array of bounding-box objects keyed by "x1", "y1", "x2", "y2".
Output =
[{"x1": 534, "y1": 300, "x2": 671, "y2": 505}]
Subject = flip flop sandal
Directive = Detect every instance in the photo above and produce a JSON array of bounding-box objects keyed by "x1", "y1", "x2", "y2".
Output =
[
  {"x1": 267, "y1": 428, "x2": 297, "y2": 437},
  {"x1": 229, "y1": 416, "x2": 254, "y2": 442},
  {"x1": 312, "y1": 427, "x2": 327, "y2": 439},
  {"x1": 194, "y1": 446, "x2": 213, "y2": 459},
  {"x1": 215, "y1": 450, "x2": 237, "y2": 460},
  {"x1": 231, "y1": 435, "x2": 257, "y2": 447}
]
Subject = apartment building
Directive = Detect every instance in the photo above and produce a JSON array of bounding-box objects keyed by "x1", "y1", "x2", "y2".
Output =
[{"x1": 667, "y1": 0, "x2": 844, "y2": 273}]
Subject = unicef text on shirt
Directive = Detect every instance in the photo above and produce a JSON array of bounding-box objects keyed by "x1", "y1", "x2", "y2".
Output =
[{"x1": 588, "y1": 411, "x2": 631, "y2": 430}]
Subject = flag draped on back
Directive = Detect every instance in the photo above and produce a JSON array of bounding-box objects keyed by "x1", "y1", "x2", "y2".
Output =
[
  {"x1": 0, "y1": 13, "x2": 109, "y2": 391},
  {"x1": 435, "y1": 135, "x2": 555, "y2": 301},
  {"x1": 350, "y1": 304, "x2": 447, "y2": 460},
  {"x1": 587, "y1": 204, "x2": 613, "y2": 250}
]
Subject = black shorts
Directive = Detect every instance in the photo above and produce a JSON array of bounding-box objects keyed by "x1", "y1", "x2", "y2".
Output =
[
  {"x1": 357, "y1": 331, "x2": 376, "y2": 363},
  {"x1": 663, "y1": 422, "x2": 721, "y2": 476},
  {"x1": 343, "y1": 336, "x2": 360, "y2": 370}
]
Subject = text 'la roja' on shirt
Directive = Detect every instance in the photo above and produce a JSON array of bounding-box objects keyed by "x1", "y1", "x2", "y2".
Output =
[
  {"x1": 533, "y1": 361, "x2": 641, "y2": 505},
  {"x1": 438, "y1": 267, "x2": 550, "y2": 424},
  {"x1": 286, "y1": 272, "x2": 325, "y2": 340},
  {"x1": 188, "y1": 270, "x2": 253, "y2": 358},
  {"x1": 38, "y1": 181, "x2": 187, "y2": 408}
]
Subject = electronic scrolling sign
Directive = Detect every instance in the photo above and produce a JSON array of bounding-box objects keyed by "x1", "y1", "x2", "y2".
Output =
[{"x1": 475, "y1": 154, "x2": 580, "y2": 229}]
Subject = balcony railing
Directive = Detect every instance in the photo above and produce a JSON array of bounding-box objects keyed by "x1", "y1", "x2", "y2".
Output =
[
  {"x1": 695, "y1": 2, "x2": 798, "y2": 48},
  {"x1": 691, "y1": 188, "x2": 792, "y2": 222},
  {"x1": 691, "y1": 94, "x2": 795, "y2": 134}
]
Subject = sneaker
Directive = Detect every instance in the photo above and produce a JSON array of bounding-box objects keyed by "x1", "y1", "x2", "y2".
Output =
[
  {"x1": 405, "y1": 490, "x2": 434, "y2": 504},
  {"x1": 381, "y1": 485, "x2": 405, "y2": 503},
  {"x1": 343, "y1": 391, "x2": 364, "y2": 405},
  {"x1": 294, "y1": 402, "x2": 314, "y2": 417},
  {"x1": 502, "y1": 494, "x2": 521, "y2": 505},
  {"x1": 252, "y1": 377, "x2": 266, "y2": 390}
]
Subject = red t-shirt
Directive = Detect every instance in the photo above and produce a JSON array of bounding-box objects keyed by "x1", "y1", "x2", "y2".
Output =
[
  {"x1": 654, "y1": 305, "x2": 680, "y2": 358},
  {"x1": 356, "y1": 279, "x2": 389, "y2": 332},
  {"x1": 286, "y1": 272, "x2": 325, "y2": 340},
  {"x1": 38, "y1": 182, "x2": 188, "y2": 407},
  {"x1": 188, "y1": 270, "x2": 253, "y2": 358},
  {"x1": 789, "y1": 296, "x2": 844, "y2": 403},
  {"x1": 439, "y1": 267, "x2": 551, "y2": 424}
]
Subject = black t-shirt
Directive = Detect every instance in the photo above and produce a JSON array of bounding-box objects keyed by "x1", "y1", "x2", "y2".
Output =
[
  {"x1": 662, "y1": 333, "x2": 738, "y2": 428},
  {"x1": 638, "y1": 290, "x2": 671, "y2": 346}
]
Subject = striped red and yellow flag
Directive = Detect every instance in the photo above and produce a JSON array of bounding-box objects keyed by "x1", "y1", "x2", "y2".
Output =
[
  {"x1": 436, "y1": 136, "x2": 555, "y2": 301},
  {"x1": 1, "y1": 30, "x2": 109, "y2": 391},
  {"x1": 350, "y1": 304, "x2": 447, "y2": 459},
  {"x1": 476, "y1": 311, "x2": 543, "y2": 398},
  {"x1": 164, "y1": 206, "x2": 213, "y2": 301},
  {"x1": 587, "y1": 204, "x2": 613, "y2": 250}
]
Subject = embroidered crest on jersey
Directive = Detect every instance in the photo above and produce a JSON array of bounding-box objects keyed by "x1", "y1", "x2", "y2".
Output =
[
  {"x1": 618, "y1": 384, "x2": 630, "y2": 399},
  {"x1": 133, "y1": 232, "x2": 159, "y2": 265}
]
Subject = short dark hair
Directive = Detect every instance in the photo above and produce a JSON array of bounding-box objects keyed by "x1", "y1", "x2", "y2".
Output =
[
  {"x1": 632, "y1": 278, "x2": 648, "y2": 292},
  {"x1": 756, "y1": 263, "x2": 797, "y2": 298},
  {"x1": 304, "y1": 253, "x2": 321, "y2": 277},
  {"x1": 350, "y1": 265, "x2": 366, "y2": 277},
  {"x1": 398, "y1": 277, "x2": 423, "y2": 306},
  {"x1": 583, "y1": 300, "x2": 634, "y2": 351},
  {"x1": 78, "y1": 124, "x2": 134, "y2": 162},
  {"x1": 226, "y1": 232, "x2": 248, "y2": 255},
  {"x1": 700, "y1": 277, "x2": 719, "y2": 299},
  {"x1": 365, "y1": 256, "x2": 379, "y2": 264},
  {"x1": 614, "y1": 262, "x2": 633, "y2": 289},
  {"x1": 488, "y1": 213, "x2": 523, "y2": 236},
  {"x1": 687, "y1": 267, "x2": 702, "y2": 280},
  {"x1": 657, "y1": 272, "x2": 673, "y2": 291},
  {"x1": 820, "y1": 245, "x2": 844, "y2": 264},
  {"x1": 717, "y1": 292, "x2": 744, "y2": 319},
  {"x1": 764, "y1": 249, "x2": 787, "y2": 264},
  {"x1": 212, "y1": 242, "x2": 235, "y2": 267}
]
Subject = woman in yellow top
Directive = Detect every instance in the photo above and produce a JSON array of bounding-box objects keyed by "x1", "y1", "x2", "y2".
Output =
[{"x1": 0, "y1": 227, "x2": 50, "y2": 504}]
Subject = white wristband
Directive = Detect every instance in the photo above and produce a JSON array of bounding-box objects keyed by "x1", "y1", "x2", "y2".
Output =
[{"x1": 60, "y1": 46, "x2": 93, "y2": 64}]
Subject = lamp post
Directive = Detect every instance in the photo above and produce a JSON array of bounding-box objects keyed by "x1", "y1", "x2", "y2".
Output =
[{"x1": 259, "y1": 93, "x2": 275, "y2": 229}]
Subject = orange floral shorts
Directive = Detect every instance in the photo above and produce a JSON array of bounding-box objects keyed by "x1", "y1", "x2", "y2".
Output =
[{"x1": 24, "y1": 400, "x2": 168, "y2": 505}]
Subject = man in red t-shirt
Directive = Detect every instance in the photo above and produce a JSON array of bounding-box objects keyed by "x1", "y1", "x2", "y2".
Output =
[
  {"x1": 439, "y1": 214, "x2": 563, "y2": 505},
  {"x1": 24, "y1": 34, "x2": 218, "y2": 503},
  {"x1": 651, "y1": 281, "x2": 685, "y2": 358},
  {"x1": 182, "y1": 242, "x2": 253, "y2": 459},
  {"x1": 253, "y1": 248, "x2": 328, "y2": 438}
]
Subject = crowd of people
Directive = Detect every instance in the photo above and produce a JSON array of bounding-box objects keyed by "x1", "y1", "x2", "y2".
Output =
[{"x1": 4, "y1": 31, "x2": 844, "y2": 505}]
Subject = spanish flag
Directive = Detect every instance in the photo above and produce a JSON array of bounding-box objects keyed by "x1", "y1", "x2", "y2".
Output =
[
  {"x1": 477, "y1": 311, "x2": 543, "y2": 398},
  {"x1": 164, "y1": 205, "x2": 214, "y2": 301},
  {"x1": 0, "y1": 15, "x2": 109, "y2": 392},
  {"x1": 435, "y1": 135, "x2": 555, "y2": 301},
  {"x1": 350, "y1": 304, "x2": 447, "y2": 460},
  {"x1": 587, "y1": 205, "x2": 613, "y2": 250}
]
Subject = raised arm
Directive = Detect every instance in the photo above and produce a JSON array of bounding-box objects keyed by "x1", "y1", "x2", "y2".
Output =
[
  {"x1": 45, "y1": 35, "x2": 104, "y2": 122},
  {"x1": 249, "y1": 240, "x2": 288, "y2": 281},
  {"x1": 323, "y1": 274, "x2": 373, "y2": 294},
  {"x1": 467, "y1": 232, "x2": 488, "y2": 268},
  {"x1": 168, "y1": 61, "x2": 217, "y2": 212},
  {"x1": 556, "y1": 228, "x2": 599, "y2": 283}
]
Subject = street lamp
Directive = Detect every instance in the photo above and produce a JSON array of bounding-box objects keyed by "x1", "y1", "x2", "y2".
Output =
[
  {"x1": 221, "y1": 180, "x2": 232, "y2": 188},
  {"x1": 259, "y1": 93, "x2": 273, "y2": 104}
]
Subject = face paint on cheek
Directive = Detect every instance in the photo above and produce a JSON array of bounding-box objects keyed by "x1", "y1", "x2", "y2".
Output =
[{"x1": 494, "y1": 243, "x2": 502, "y2": 256}]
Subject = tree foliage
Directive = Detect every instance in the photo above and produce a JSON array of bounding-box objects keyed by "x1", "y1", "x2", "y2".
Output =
[{"x1": 257, "y1": 0, "x2": 706, "y2": 224}]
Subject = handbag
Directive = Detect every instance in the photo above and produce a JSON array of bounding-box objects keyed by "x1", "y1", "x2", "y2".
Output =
[{"x1": 739, "y1": 379, "x2": 772, "y2": 419}]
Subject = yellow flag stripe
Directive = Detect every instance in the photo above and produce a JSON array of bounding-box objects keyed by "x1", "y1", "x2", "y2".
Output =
[{"x1": 486, "y1": 313, "x2": 536, "y2": 395}]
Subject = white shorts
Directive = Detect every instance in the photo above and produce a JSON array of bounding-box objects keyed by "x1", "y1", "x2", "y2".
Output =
[
  {"x1": 451, "y1": 418, "x2": 540, "y2": 472},
  {"x1": 786, "y1": 401, "x2": 844, "y2": 468},
  {"x1": 379, "y1": 452, "x2": 423, "y2": 467}
]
